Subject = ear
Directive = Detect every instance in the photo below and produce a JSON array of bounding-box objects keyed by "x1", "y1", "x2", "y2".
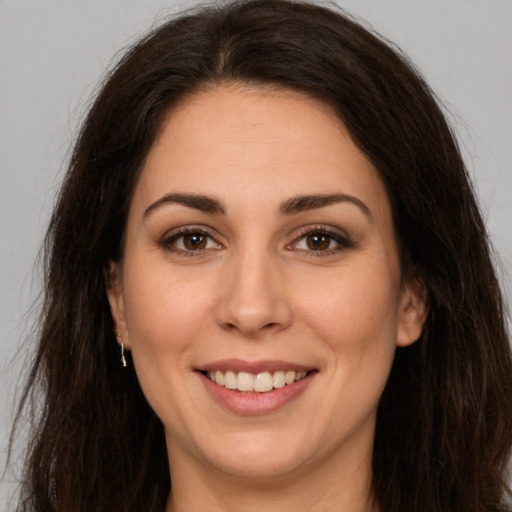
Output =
[
  {"x1": 396, "y1": 276, "x2": 429, "y2": 347},
  {"x1": 104, "y1": 260, "x2": 130, "y2": 349}
]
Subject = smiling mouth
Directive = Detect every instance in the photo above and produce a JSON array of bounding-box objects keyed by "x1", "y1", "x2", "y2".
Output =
[{"x1": 201, "y1": 370, "x2": 312, "y2": 393}]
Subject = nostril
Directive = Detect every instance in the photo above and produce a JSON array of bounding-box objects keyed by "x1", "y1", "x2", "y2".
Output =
[{"x1": 223, "y1": 322, "x2": 240, "y2": 333}]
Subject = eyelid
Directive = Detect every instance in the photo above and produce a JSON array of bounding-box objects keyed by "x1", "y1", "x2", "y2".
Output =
[
  {"x1": 157, "y1": 223, "x2": 353, "y2": 256},
  {"x1": 159, "y1": 225, "x2": 223, "y2": 253},
  {"x1": 287, "y1": 224, "x2": 354, "y2": 254}
]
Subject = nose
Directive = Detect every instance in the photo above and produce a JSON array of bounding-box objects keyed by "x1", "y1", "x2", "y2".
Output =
[{"x1": 215, "y1": 247, "x2": 293, "y2": 338}]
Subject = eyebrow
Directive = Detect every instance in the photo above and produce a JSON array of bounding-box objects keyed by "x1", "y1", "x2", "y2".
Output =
[
  {"x1": 143, "y1": 193, "x2": 226, "y2": 218},
  {"x1": 143, "y1": 192, "x2": 372, "y2": 219},
  {"x1": 279, "y1": 193, "x2": 372, "y2": 219}
]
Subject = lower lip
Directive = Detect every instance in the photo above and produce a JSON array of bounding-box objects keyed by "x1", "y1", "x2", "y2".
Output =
[{"x1": 199, "y1": 372, "x2": 316, "y2": 415}]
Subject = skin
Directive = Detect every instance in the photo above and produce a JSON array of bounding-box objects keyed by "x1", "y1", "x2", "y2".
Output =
[{"x1": 107, "y1": 85, "x2": 427, "y2": 512}]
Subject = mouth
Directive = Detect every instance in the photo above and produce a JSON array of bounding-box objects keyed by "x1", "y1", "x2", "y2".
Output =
[
  {"x1": 196, "y1": 359, "x2": 317, "y2": 414},
  {"x1": 200, "y1": 369, "x2": 312, "y2": 393}
]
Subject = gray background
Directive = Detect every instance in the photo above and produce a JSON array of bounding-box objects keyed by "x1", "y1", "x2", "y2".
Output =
[{"x1": 1, "y1": 0, "x2": 511, "y2": 504}]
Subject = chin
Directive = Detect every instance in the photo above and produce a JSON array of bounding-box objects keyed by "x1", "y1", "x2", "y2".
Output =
[
  {"x1": 210, "y1": 452, "x2": 308, "y2": 481},
  {"x1": 194, "y1": 429, "x2": 317, "y2": 480}
]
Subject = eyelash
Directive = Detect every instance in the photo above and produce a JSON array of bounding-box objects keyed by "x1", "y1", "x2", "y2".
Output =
[
  {"x1": 159, "y1": 224, "x2": 354, "y2": 257},
  {"x1": 288, "y1": 225, "x2": 354, "y2": 257},
  {"x1": 160, "y1": 226, "x2": 221, "y2": 257}
]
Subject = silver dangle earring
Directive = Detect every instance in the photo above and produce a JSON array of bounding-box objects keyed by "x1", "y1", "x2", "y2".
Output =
[
  {"x1": 116, "y1": 332, "x2": 127, "y2": 367},
  {"x1": 120, "y1": 343, "x2": 127, "y2": 367}
]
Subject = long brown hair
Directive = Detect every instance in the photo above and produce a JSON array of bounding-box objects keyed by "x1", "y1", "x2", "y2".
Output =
[{"x1": 10, "y1": 1, "x2": 512, "y2": 510}]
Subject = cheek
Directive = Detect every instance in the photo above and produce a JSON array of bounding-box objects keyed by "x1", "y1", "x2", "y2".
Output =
[
  {"x1": 299, "y1": 268, "x2": 399, "y2": 341},
  {"x1": 121, "y1": 259, "x2": 217, "y2": 365},
  {"x1": 293, "y1": 258, "x2": 401, "y2": 387},
  {"x1": 293, "y1": 265, "x2": 400, "y2": 434},
  {"x1": 120, "y1": 264, "x2": 219, "y2": 426}
]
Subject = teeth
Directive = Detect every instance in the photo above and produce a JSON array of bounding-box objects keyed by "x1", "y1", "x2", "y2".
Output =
[
  {"x1": 215, "y1": 370, "x2": 224, "y2": 386},
  {"x1": 204, "y1": 369, "x2": 309, "y2": 393},
  {"x1": 224, "y1": 370, "x2": 237, "y2": 389},
  {"x1": 273, "y1": 371, "x2": 286, "y2": 388},
  {"x1": 285, "y1": 370, "x2": 295, "y2": 385},
  {"x1": 254, "y1": 372, "x2": 273, "y2": 392},
  {"x1": 237, "y1": 372, "x2": 254, "y2": 392}
]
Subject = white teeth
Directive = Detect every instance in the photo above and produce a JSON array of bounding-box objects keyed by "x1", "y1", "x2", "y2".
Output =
[
  {"x1": 273, "y1": 371, "x2": 286, "y2": 388},
  {"x1": 204, "y1": 369, "x2": 310, "y2": 393},
  {"x1": 254, "y1": 372, "x2": 273, "y2": 392},
  {"x1": 285, "y1": 371, "x2": 296, "y2": 385},
  {"x1": 224, "y1": 370, "x2": 237, "y2": 389},
  {"x1": 215, "y1": 370, "x2": 224, "y2": 386},
  {"x1": 237, "y1": 371, "x2": 254, "y2": 392}
]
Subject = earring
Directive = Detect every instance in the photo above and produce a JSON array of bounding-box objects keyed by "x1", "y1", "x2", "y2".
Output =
[
  {"x1": 120, "y1": 343, "x2": 127, "y2": 367},
  {"x1": 116, "y1": 332, "x2": 127, "y2": 367}
]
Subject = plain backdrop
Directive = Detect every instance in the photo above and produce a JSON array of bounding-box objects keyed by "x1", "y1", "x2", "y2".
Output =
[{"x1": 1, "y1": 0, "x2": 511, "y2": 504}]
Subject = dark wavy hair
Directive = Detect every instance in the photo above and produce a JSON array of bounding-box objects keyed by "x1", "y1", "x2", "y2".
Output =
[{"x1": 10, "y1": 0, "x2": 512, "y2": 510}]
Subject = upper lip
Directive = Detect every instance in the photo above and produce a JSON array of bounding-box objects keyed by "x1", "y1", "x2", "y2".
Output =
[{"x1": 198, "y1": 358, "x2": 315, "y2": 374}]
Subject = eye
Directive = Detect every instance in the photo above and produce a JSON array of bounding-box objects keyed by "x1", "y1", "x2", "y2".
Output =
[
  {"x1": 300, "y1": 233, "x2": 335, "y2": 251},
  {"x1": 289, "y1": 226, "x2": 353, "y2": 255},
  {"x1": 162, "y1": 229, "x2": 222, "y2": 252}
]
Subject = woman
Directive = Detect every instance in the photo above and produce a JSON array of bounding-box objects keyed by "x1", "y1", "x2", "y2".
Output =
[{"x1": 10, "y1": 0, "x2": 512, "y2": 510}]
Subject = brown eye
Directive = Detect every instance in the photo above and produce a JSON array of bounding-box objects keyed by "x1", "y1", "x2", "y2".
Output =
[
  {"x1": 163, "y1": 229, "x2": 221, "y2": 253},
  {"x1": 290, "y1": 227, "x2": 353, "y2": 255},
  {"x1": 306, "y1": 233, "x2": 331, "y2": 250},
  {"x1": 182, "y1": 233, "x2": 208, "y2": 250},
  {"x1": 163, "y1": 229, "x2": 222, "y2": 253}
]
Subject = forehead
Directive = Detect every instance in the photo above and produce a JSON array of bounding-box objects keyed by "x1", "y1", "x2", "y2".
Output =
[{"x1": 131, "y1": 85, "x2": 390, "y2": 220}]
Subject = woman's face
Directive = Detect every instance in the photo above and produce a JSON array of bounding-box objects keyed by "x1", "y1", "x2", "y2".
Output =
[{"x1": 108, "y1": 85, "x2": 426, "y2": 482}]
